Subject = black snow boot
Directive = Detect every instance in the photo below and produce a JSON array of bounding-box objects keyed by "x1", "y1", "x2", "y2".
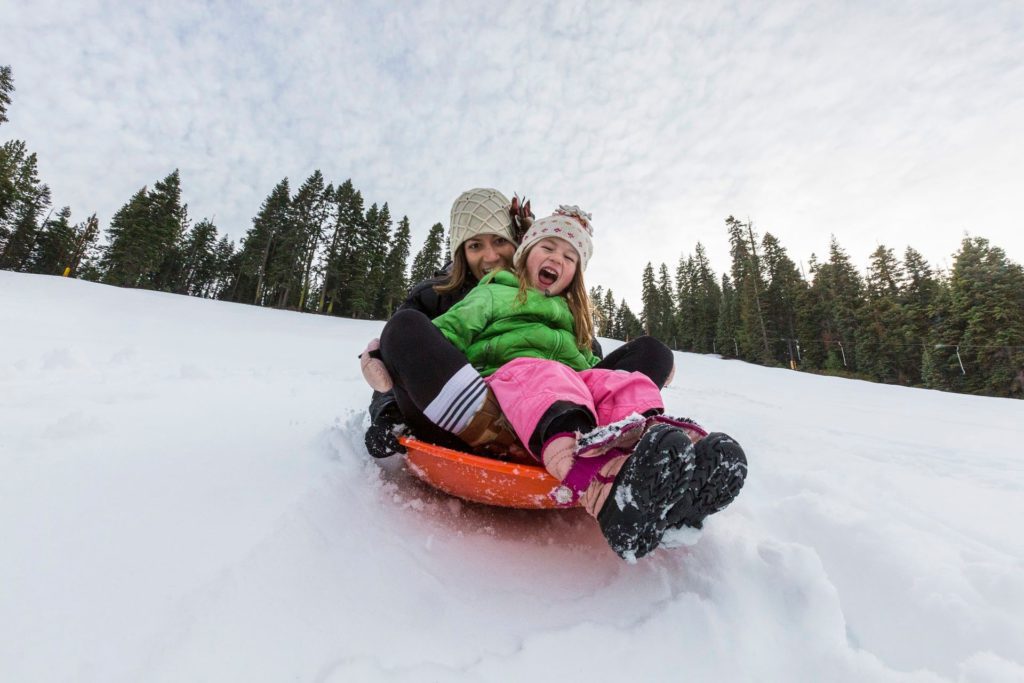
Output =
[
  {"x1": 664, "y1": 432, "x2": 747, "y2": 530},
  {"x1": 596, "y1": 423, "x2": 696, "y2": 561}
]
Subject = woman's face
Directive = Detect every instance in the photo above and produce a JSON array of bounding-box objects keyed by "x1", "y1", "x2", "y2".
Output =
[
  {"x1": 462, "y1": 233, "x2": 516, "y2": 280},
  {"x1": 524, "y1": 237, "x2": 578, "y2": 296}
]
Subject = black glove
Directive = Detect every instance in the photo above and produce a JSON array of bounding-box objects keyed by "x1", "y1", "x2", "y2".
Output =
[{"x1": 365, "y1": 392, "x2": 407, "y2": 459}]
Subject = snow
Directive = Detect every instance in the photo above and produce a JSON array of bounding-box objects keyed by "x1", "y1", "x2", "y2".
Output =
[{"x1": 2, "y1": 270, "x2": 1023, "y2": 682}]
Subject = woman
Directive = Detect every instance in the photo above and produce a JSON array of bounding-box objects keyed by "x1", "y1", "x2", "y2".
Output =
[
  {"x1": 363, "y1": 187, "x2": 523, "y2": 456},
  {"x1": 362, "y1": 188, "x2": 675, "y2": 459}
]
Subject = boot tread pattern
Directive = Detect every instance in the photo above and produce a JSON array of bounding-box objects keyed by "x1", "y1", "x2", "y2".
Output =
[
  {"x1": 597, "y1": 424, "x2": 696, "y2": 560},
  {"x1": 666, "y1": 433, "x2": 747, "y2": 531}
]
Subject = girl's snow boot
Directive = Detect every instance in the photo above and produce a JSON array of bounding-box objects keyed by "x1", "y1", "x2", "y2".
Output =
[
  {"x1": 644, "y1": 413, "x2": 708, "y2": 444},
  {"x1": 541, "y1": 413, "x2": 649, "y2": 508},
  {"x1": 541, "y1": 415, "x2": 702, "y2": 560},
  {"x1": 594, "y1": 423, "x2": 697, "y2": 560},
  {"x1": 664, "y1": 432, "x2": 747, "y2": 530},
  {"x1": 455, "y1": 387, "x2": 521, "y2": 455}
]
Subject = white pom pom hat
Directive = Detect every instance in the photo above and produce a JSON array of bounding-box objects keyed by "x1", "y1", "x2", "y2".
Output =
[{"x1": 513, "y1": 205, "x2": 594, "y2": 272}]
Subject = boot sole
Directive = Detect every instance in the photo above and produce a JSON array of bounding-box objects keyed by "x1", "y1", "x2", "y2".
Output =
[
  {"x1": 664, "y1": 433, "x2": 747, "y2": 530},
  {"x1": 596, "y1": 424, "x2": 696, "y2": 560}
]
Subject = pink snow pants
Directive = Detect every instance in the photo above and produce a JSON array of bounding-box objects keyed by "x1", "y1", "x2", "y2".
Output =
[{"x1": 485, "y1": 357, "x2": 664, "y2": 459}]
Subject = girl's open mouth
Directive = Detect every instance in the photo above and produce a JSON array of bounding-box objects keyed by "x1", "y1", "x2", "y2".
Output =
[{"x1": 538, "y1": 267, "x2": 559, "y2": 287}]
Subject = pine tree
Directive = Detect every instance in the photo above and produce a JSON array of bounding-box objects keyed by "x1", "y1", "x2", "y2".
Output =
[
  {"x1": 230, "y1": 178, "x2": 291, "y2": 305},
  {"x1": 69, "y1": 215, "x2": 103, "y2": 281},
  {"x1": 369, "y1": 203, "x2": 394, "y2": 316},
  {"x1": 589, "y1": 286, "x2": 606, "y2": 335},
  {"x1": 377, "y1": 215, "x2": 411, "y2": 317},
  {"x1": 0, "y1": 142, "x2": 51, "y2": 270},
  {"x1": 100, "y1": 170, "x2": 188, "y2": 290},
  {"x1": 657, "y1": 263, "x2": 675, "y2": 346},
  {"x1": 288, "y1": 171, "x2": 330, "y2": 311},
  {"x1": 671, "y1": 255, "x2": 696, "y2": 352},
  {"x1": 761, "y1": 233, "x2": 806, "y2": 367},
  {"x1": 588, "y1": 285, "x2": 618, "y2": 338},
  {"x1": 207, "y1": 235, "x2": 237, "y2": 299},
  {"x1": 618, "y1": 299, "x2": 644, "y2": 340},
  {"x1": 942, "y1": 237, "x2": 1024, "y2": 397},
  {"x1": 668, "y1": 246, "x2": 719, "y2": 354},
  {"x1": 793, "y1": 254, "x2": 825, "y2": 369},
  {"x1": 324, "y1": 183, "x2": 366, "y2": 316},
  {"x1": 0, "y1": 187, "x2": 50, "y2": 271},
  {"x1": 99, "y1": 187, "x2": 151, "y2": 286},
  {"x1": 316, "y1": 180, "x2": 354, "y2": 313},
  {"x1": 921, "y1": 275, "x2": 956, "y2": 391},
  {"x1": 148, "y1": 170, "x2": 189, "y2": 292},
  {"x1": 410, "y1": 222, "x2": 445, "y2": 285},
  {"x1": 716, "y1": 274, "x2": 740, "y2": 357},
  {"x1": 0, "y1": 65, "x2": 12, "y2": 126},
  {"x1": 725, "y1": 216, "x2": 771, "y2": 362},
  {"x1": 900, "y1": 247, "x2": 941, "y2": 385},
  {"x1": 804, "y1": 238, "x2": 864, "y2": 373},
  {"x1": 690, "y1": 243, "x2": 721, "y2": 354},
  {"x1": 261, "y1": 177, "x2": 319, "y2": 309},
  {"x1": 350, "y1": 202, "x2": 391, "y2": 318},
  {"x1": 602, "y1": 288, "x2": 617, "y2": 338},
  {"x1": 176, "y1": 219, "x2": 219, "y2": 296},
  {"x1": 27, "y1": 205, "x2": 74, "y2": 274},
  {"x1": 640, "y1": 262, "x2": 658, "y2": 337},
  {"x1": 0, "y1": 67, "x2": 30, "y2": 258},
  {"x1": 856, "y1": 245, "x2": 906, "y2": 383}
]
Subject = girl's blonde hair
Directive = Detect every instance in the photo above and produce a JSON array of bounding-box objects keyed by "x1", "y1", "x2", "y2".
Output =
[{"x1": 515, "y1": 241, "x2": 594, "y2": 351}]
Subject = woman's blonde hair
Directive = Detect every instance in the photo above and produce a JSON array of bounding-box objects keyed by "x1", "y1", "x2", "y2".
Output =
[{"x1": 515, "y1": 242, "x2": 594, "y2": 351}]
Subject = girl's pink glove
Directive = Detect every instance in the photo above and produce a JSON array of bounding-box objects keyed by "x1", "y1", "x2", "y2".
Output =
[{"x1": 360, "y1": 338, "x2": 394, "y2": 392}]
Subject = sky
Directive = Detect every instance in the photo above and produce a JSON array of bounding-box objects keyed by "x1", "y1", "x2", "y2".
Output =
[{"x1": 3, "y1": 0, "x2": 1024, "y2": 305}]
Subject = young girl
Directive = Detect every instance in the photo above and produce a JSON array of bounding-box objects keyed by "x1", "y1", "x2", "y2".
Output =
[{"x1": 377, "y1": 207, "x2": 746, "y2": 560}]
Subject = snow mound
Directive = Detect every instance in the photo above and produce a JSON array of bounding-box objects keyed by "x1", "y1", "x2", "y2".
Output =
[{"x1": 1, "y1": 271, "x2": 1022, "y2": 682}]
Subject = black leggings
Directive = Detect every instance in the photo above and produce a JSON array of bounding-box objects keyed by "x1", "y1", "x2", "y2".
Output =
[
  {"x1": 380, "y1": 309, "x2": 475, "y2": 449},
  {"x1": 592, "y1": 335, "x2": 674, "y2": 386},
  {"x1": 380, "y1": 309, "x2": 675, "y2": 449}
]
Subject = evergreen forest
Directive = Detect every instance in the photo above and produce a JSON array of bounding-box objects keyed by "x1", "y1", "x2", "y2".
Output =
[{"x1": 3, "y1": 65, "x2": 1023, "y2": 398}]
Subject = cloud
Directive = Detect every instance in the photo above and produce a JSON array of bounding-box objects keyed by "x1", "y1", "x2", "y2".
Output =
[{"x1": 3, "y1": 0, "x2": 1023, "y2": 305}]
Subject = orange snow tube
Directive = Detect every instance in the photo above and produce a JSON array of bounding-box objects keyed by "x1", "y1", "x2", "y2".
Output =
[{"x1": 399, "y1": 436, "x2": 578, "y2": 509}]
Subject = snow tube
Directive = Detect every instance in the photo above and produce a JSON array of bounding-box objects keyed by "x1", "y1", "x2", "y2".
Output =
[{"x1": 399, "y1": 436, "x2": 577, "y2": 509}]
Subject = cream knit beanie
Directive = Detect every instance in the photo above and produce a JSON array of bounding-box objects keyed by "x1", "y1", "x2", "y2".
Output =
[{"x1": 448, "y1": 188, "x2": 516, "y2": 260}]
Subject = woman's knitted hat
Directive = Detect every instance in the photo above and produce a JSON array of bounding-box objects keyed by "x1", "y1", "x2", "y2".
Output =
[
  {"x1": 513, "y1": 205, "x2": 594, "y2": 272},
  {"x1": 448, "y1": 188, "x2": 516, "y2": 260}
]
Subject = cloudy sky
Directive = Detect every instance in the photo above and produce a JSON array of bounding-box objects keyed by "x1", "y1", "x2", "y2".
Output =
[{"x1": 4, "y1": 0, "x2": 1023, "y2": 305}]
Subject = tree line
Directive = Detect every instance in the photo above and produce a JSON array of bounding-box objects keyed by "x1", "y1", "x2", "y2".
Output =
[
  {"x1": 1, "y1": 66, "x2": 447, "y2": 320},
  {"x1": 591, "y1": 216, "x2": 1024, "y2": 398},
  {"x1": 4, "y1": 64, "x2": 1023, "y2": 398},
  {"x1": 1, "y1": 163, "x2": 445, "y2": 321}
]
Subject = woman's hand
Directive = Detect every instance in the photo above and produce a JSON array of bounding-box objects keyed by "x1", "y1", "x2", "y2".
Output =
[{"x1": 360, "y1": 338, "x2": 394, "y2": 392}]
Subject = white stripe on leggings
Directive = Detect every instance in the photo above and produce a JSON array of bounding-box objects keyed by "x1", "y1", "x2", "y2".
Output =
[{"x1": 424, "y1": 364, "x2": 488, "y2": 434}]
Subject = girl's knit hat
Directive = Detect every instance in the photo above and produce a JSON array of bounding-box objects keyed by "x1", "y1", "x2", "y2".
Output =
[
  {"x1": 513, "y1": 205, "x2": 594, "y2": 272},
  {"x1": 448, "y1": 188, "x2": 517, "y2": 260}
]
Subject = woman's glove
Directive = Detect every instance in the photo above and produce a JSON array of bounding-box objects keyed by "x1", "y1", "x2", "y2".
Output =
[
  {"x1": 365, "y1": 392, "x2": 407, "y2": 458},
  {"x1": 360, "y1": 338, "x2": 394, "y2": 392}
]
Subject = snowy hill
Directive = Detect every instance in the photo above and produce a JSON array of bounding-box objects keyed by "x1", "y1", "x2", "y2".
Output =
[{"x1": 2, "y1": 270, "x2": 1023, "y2": 682}]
